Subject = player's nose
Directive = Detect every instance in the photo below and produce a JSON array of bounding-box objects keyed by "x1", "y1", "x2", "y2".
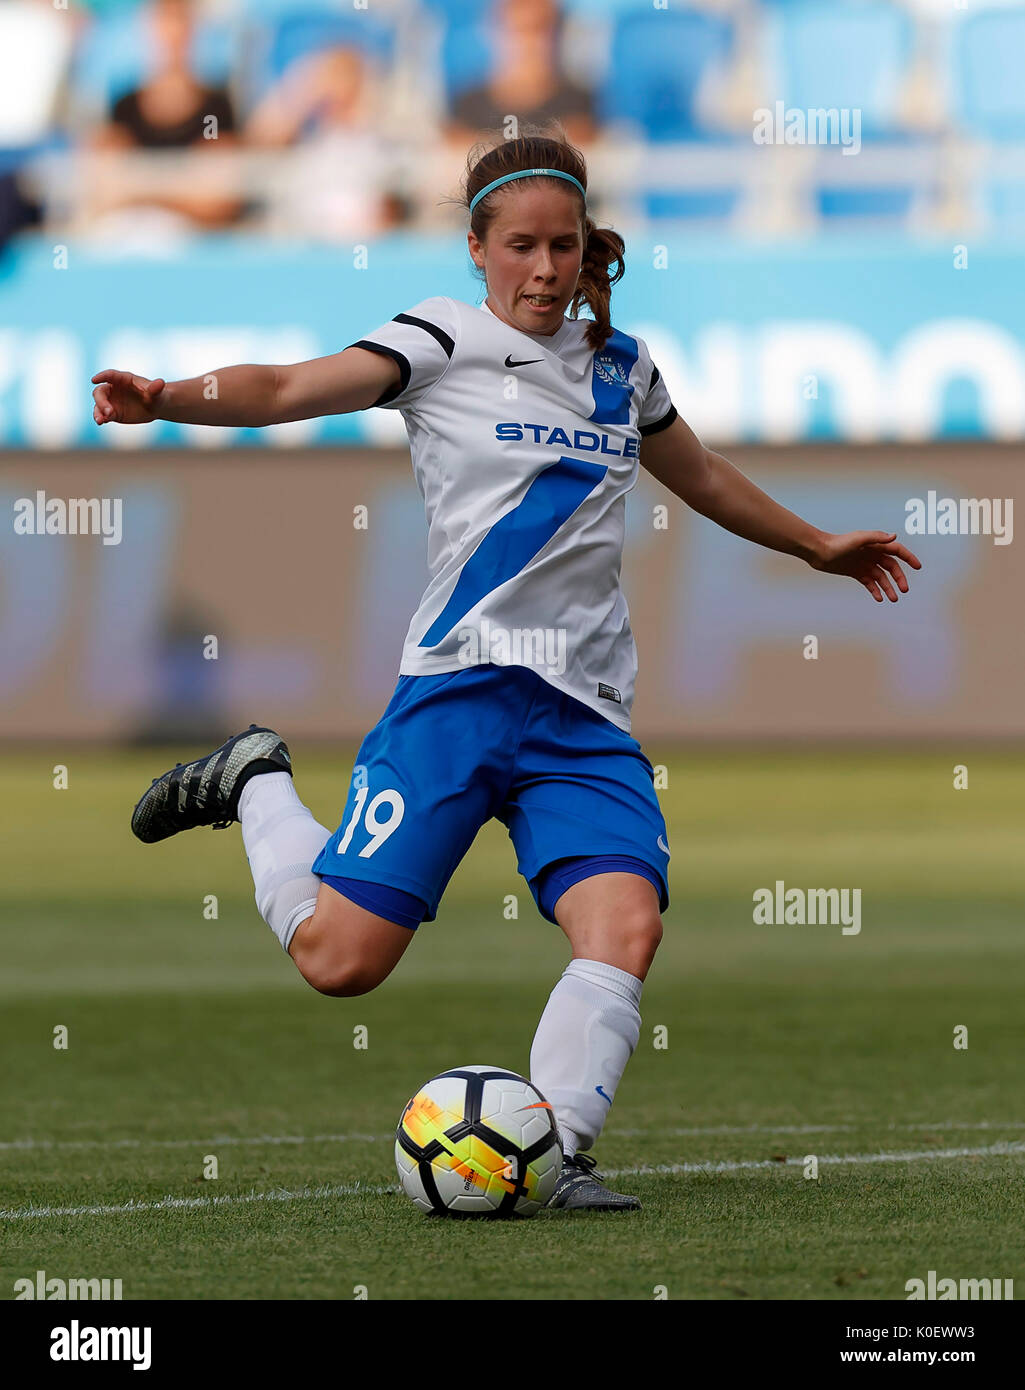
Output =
[{"x1": 532, "y1": 249, "x2": 557, "y2": 281}]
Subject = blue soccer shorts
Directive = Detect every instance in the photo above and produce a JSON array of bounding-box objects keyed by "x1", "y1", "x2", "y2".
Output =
[{"x1": 311, "y1": 662, "x2": 670, "y2": 927}]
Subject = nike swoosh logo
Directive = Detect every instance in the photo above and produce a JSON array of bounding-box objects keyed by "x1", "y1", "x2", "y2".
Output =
[
  {"x1": 504, "y1": 354, "x2": 543, "y2": 368},
  {"x1": 595, "y1": 1085, "x2": 613, "y2": 1106},
  {"x1": 657, "y1": 835, "x2": 670, "y2": 856}
]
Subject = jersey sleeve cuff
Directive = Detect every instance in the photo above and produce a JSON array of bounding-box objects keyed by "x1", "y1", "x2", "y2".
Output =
[
  {"x1": 349, "y1": 339, "x2": 411, "y2": 406},
  {"x1": 638, "y1": 404, "x2": 678, "y2": 437}
]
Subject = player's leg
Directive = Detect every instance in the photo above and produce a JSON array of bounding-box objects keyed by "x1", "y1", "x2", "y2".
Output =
[
  {"x1": 131, "y1": 671, "x2": 513, "y2": 1000},
  {"x1": 295, "y1": 666, "x2": 530, "y2": 991},
  {"x1": 532, "y1": 864, "x2": 664, "y2": 1159},
  {"x1": 234, "y1": 757, "x2": 427, "y2": 995},
  {"x1": 129, "y1": 723, "x2": 421, "y2": 996},
  {"x1": 285, "y1": 882, "x2": 418, "y2": 997},
  {"x1": 499, "y1": 676, "x2": 671, "y2": 1209},
  {"x1": 549, "y1": 869, "x2": 663, "y2": 979},
  {"x1": 526, "y1": 864, "x2": 662, "y2": 1209}
]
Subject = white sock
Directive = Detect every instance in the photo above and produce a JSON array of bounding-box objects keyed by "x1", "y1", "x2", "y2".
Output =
[
  {"x1": 238, "y1": 771, "x2": 331, "y2": 952},
  {"x1": 529, "y1": 957, "x2": 643, "y2": 1156}
]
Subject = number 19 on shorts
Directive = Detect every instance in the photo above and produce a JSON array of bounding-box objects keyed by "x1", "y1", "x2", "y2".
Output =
[{"x1": 336, "y1": 786, "x2": 406, "y2": 858}]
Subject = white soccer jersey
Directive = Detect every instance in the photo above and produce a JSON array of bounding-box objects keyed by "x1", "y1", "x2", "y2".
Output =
[{"x1": 350, "y1": 295, "x2": 678, "y2": 731}]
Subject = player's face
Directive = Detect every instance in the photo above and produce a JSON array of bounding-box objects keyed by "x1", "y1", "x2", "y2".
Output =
[{"x1": 469, "y1": 186, "x2": 584, "y2": 337}]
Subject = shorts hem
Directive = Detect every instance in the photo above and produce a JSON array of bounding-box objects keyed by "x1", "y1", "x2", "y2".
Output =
[
  {"x1": 312, "y1": 861, "x2": 440, "y2": 922},
  {"x1": 527, "y1": 853, "x2": 669, "y2": 925}
]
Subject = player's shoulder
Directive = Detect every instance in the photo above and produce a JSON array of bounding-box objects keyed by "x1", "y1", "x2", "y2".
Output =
[
  {"x1": 385, "y1": 296, "x2": 486, "y2": 363},
  {"x1": 394, "y1": 295, "x2": 472, "y2": 333},
  {"x1": 607, "y1": 321, "x2": 656, "y2": 362}
]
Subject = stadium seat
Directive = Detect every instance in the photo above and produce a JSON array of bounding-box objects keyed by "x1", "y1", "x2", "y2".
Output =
[
  {"x1": 980, "y1": 165, "x2": 1025, "y2": 228},
  {"x1": 598, "y1": 8, "x2": 734, "y2": 142},
  {"x1": 0, "y1": 130, "x2": 72, "y2": 179},
  {"x1": 417, "y1": 0, "x2": 486, "y2": 19},
  {"x1": 230, "y1": 0, "x2": 332, "y2": 16},
  {"x1": 765, "y1": 0, "x2": 925, "y2": 224},
  {"x1": 557, "y1": 0, "x2": 653, "y2": 14},
  {"x1": 641, "y1": 187, "x2": 741, "y2": 222},
  {"x1": 433, "y1": 12, "x2": 495, "y2": 101},
  {"x1": 597, "y1": 9, "x2": 741, "y2": 223},
  {"x1": 951, "y1": 8, "x2": 1025, "y2": 140},
  {"x1": 766, "y1": 0, "x2": 913, "y2": 139}
]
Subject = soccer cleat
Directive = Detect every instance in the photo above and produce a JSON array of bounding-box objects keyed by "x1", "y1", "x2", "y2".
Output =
[
  {"x1": 130, "y1": 724, "x2": 292, "y2": 844},
  {"x1": 546, "y1": 1152, "x2": 641, "y2": 1212}
]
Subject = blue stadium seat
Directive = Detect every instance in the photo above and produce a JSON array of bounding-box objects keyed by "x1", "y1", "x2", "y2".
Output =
[
  {"x1": 951, "y1": 8, "x2": 1025, "y2": 140},
  {"x1": 597, "y1": 9, "x2": 739, "y2": 223},
  {"x1": 815, "y1": 186, "x2": 914, "y2": 220},
  {"x1": 438, "y1": 15, "x2": 494, "y2": 100},
  {"x1": 232, "y1": 0, "x2": 331, "y2": 16},
  {"x1": 557, "y1": 0, "x2": 653, "y2": 14},
  {"x1": 766, "y1": 0, "x2": 913, "y2": 139},
  {"x1": 982, "y1": 177, "x2": 1025, "y2": 227},
  {"x1": 0, "y1": 129, "x2": 71, "y2": 178},
  {"x1": 766, "y1": 0, "x2": 922, "y2": 223},
  {"x1": 418, "y1": 0, "x2": 487, "y2": 18},
  {"x1": 73, "y1": 0, "x2": 144, "y2": 14},
  {"x1": 641, "y1": 187, "x2": 741, "y2": 222},
  {"x1": 597, "y1": 8, "x2": 734, "y2": 141}
]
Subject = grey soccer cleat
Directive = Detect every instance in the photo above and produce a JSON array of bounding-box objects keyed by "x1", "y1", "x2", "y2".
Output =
[
  {"x1": 547, "y1": 1152, "x2": 641, "y2": 1211},
  {"x1": 131, "y1": 724, "x2": 291, "y2": 844}
]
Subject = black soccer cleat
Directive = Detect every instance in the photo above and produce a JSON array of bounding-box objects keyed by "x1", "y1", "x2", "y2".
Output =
[
  {"x1": 130, "y1": 724, "x2": 292, "y2": 844},
  {"x1": 546, "y1": 1152, "x2": 641, "y2": 1212}
]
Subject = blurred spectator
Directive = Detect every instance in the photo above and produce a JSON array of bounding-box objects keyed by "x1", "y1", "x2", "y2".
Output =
[
  {"x1": 445, "y1": 0, "x2": 596, "y2": 148},
  {"x1": 82, "y1": 0, "x2": 245, "y2": 240},
  {"x1": 244, "y1": 45, "x2": 403, "y2": 240}
]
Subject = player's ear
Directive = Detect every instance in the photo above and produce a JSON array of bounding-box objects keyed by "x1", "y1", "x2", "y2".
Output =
[{"x1": 466, "y1": 230, "x2": 484, "y2": 269}]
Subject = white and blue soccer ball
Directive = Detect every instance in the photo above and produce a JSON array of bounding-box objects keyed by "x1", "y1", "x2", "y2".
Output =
[{"x1": 395, "y1": 1064, "x2": 563, "y2": 1217}]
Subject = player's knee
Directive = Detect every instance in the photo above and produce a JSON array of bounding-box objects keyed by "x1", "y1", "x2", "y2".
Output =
[
  {"x1": 289, "y1": 918, "x2": 384, "y2": 997},
  {"x1": 602, "y1": 904, "x2": 662, "y2": 977},
  {"x1": 576, "y1": 913, "x2": 662, "y2": 977},
  {"x1": 624, "y1": 909, "x2": 663, "y2": 971},
  {"x1": 300, "y1": 951, "x2": 382, "y2": 998}
]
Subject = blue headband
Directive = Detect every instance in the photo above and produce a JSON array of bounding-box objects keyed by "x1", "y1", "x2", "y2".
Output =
[{"x1": 469, "y1": 168, "x2": 586, "y2": 215}]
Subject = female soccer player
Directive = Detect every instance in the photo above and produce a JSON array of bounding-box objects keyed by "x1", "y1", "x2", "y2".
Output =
[{"x1": 93, "y1": 129, "x2": 920, "y2": 1212}]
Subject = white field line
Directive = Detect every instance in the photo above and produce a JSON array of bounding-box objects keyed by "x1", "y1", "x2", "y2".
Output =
[
  {"x1": 0, "y1": 1132, "x2": 386, "y2": 1153},
  {"x1": 615, "y1": 1120, "x2": 1025, "y2": 1138},
  {"x1": 1, "y1": 1140, "x2": 1023, "y2": 1222},
  {"x1": 0, "y1": 1183, "x2": 396, "y2": 1222},
  {"x1": 601, "y1": 1140, "x2": 1025, "y2": 1180},
  {"x1": 3, "y1": 1120, "x2": 1025, "y2": 1153}
]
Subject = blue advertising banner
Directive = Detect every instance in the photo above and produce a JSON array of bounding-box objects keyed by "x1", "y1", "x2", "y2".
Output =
[{"x1": 1, "y1": 233, "x2": 1023, "y2": 448}]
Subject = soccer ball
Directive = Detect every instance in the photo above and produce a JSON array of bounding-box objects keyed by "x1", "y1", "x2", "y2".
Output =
[{"x1": 395, "y1": 1065, "x2": 563, "y2": 1217}]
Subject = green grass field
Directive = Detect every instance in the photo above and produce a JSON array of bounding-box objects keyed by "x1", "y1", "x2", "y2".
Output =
[{"x1": 2, "y1": 746, "x2": 1023, "y2": 1300}]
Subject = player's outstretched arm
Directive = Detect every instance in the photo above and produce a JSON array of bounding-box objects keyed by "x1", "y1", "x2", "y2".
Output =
[
  {"x1": 640, "y1": 414, "x2": 922, "y2": 603},
  {"x1": 92, "y1": 346, "x2": 400, "y2": 429}
]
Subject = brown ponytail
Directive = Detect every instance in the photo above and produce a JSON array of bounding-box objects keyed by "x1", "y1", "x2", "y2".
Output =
[{"x1": 458, "y1": 122, "x2": 625, "y2": 351}]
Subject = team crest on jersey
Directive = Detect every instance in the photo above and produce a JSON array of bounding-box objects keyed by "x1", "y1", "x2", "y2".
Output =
[{"x1": 594, "y1": 353, "x2": 629, "y2": 388}]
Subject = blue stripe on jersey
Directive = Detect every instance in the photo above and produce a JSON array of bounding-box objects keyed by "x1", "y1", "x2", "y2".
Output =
[
  {"x1": 418, "y1": 454, "x2": 608, "y2": 648},
  {"x1": 589, "y1": 329, "x2": 639, "y2": 425}
]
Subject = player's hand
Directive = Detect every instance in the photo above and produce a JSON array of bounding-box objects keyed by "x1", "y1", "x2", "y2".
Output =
[
  {"x1": 91, "y1": 369, "x2": 166, "y2": 426},
  {"x1": 809, "y1": 531, "x2": 922, "y2": 602}
]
